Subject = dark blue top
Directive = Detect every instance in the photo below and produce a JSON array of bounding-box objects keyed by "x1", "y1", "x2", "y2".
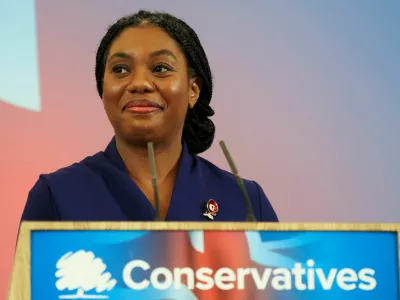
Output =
[{"x1": 21, "y1": 138, "x2": 278, "y2": 222}]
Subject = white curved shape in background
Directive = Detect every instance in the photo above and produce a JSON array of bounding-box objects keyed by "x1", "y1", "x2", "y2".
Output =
[
  {"x1": 0, "y1": 0, "x2": 41, "y2": 111},
  {"x1": 188, "y1": 231, "x2": 204, "y2": 253}
]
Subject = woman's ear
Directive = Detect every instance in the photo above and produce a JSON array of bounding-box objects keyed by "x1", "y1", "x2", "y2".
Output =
[{"x1": 188, "y1": 76, "x2": 202, "y2": 109}]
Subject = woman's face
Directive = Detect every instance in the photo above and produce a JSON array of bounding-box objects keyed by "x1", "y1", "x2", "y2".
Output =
[{"x1": 102, "y1": 26, "x2": 201, "y2": 146}]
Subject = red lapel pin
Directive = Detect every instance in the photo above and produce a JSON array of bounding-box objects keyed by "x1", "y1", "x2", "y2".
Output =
[{"x1": 203, "y1": 199, "x2": 219, "y2": 220}]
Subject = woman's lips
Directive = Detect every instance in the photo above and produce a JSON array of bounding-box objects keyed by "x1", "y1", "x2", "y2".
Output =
[
  {"x1": 123, "y1": 99, "x2": 163, "y2": 114},
  {"x1": 125, "y1": 106, "x2": 160, "y2": 114}
]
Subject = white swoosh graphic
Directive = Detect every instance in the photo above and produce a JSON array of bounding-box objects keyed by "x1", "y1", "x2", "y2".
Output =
[
  {"x1": 0, "y1": 0, "x2": 41, "y2": 111},
  {"x1": 245, "y1": 231, "x2": 320, "y2": 268},
  {"x1": 188, "y1": 231, "x2": 205, "y2": 253}
]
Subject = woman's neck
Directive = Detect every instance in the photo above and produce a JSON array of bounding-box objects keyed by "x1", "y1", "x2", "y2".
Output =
[{"x1": 115, "y1": 136, "x2": 182, "y2": 185}]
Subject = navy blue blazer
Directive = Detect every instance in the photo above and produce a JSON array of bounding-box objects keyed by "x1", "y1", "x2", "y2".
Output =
[{"x1": 21, "y1": 138, "x2": 278, "y2": 222}]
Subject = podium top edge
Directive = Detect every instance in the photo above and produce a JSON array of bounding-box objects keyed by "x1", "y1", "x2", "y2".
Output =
[{"x1": 19, "y1": 221, "x2": 400, "y2": 232}]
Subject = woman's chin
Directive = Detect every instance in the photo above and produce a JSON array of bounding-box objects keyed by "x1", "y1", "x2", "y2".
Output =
[{"x1": 121, "y1": 126, "x2": 165, "y2": 144}]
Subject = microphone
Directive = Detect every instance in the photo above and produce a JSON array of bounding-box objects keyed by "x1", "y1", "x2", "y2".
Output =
[
  {"x1": 147, "y1": 142, "x2": 161, "y2": 221},
  {"x1": 219, "y1": 140, "x2": 256, "y2": 222}
]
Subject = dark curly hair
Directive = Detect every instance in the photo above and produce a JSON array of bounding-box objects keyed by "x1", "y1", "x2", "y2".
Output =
[{"x1": 95, "y1": 10, "x2": 215, "y2": 154}]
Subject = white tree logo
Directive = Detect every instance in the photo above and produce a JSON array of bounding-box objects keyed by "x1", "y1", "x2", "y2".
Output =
[{"x1": 55, "y1": 250, "x2": 117, "y2": 299}]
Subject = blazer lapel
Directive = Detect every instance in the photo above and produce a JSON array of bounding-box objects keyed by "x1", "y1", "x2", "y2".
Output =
[
  {"x1": 96, "y1": 137, "x2": 156, "y2": 221},
  {"x1": 165, "y1": 143, "x2": 208, "y2": 221}
]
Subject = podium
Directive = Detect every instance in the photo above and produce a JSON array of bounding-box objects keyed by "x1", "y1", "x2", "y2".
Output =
[{"x1": 8, "y1": 222, "x2": 400, "y2": 300}]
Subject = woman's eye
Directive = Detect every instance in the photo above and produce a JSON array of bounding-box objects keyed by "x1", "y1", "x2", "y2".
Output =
[
  {"x1": 112, "y1": 65, "x2": 129, "y2": 74},
  {"x1": 152, "y1": 65, "x2": 171, "y2": 73}
]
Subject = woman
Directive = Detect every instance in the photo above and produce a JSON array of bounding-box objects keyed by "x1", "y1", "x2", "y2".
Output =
[{"x1": 21, "y1": 10, "x2": 278, "y2": 222}]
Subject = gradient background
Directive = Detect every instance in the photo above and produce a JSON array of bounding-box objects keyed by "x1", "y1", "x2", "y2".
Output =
[
  {"x1": 1, "y1": 0, "x2": 399, "y2": 297},
  {"x1": 31, "y1": 230, "x2": 398, "y2": 299}
]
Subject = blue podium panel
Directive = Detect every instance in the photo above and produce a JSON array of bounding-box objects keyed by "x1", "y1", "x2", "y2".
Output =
[{"x1": 29, "y1": 229, "x2": 399, "y2": 300}]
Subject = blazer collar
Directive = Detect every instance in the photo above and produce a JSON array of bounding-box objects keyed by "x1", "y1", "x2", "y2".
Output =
[{"x1": 103, "y1": 136, "x2": 194, "y2": 179}]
